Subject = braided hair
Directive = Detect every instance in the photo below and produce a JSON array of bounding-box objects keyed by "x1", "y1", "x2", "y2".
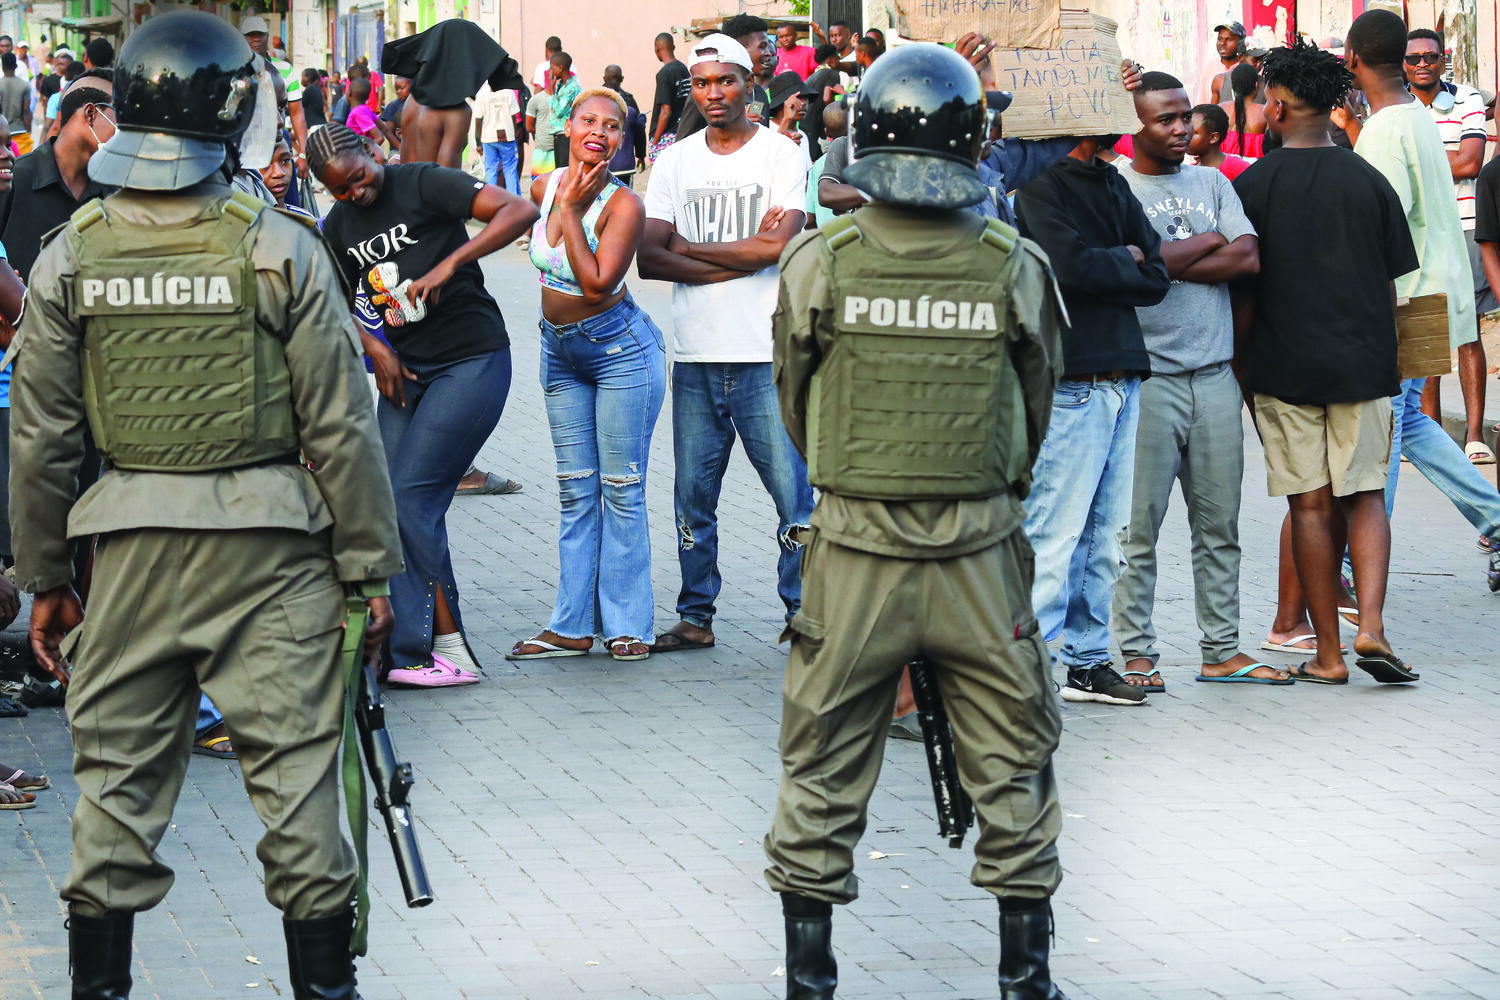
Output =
[
  {"x1": 1229, "y1": 63, "x2": 1257, "y2": 140},
  {"x1": 306, "y1": 122, "x2": 369, "y2": 181},
  {"x1": 1260, "y1": 38, "x2": 1354, "y2": 114}
]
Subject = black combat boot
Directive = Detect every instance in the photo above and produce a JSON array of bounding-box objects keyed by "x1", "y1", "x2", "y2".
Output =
[
  {"x1": 283, "y1": 911, "x2": 362, "y2": 1000},
  {"x1": 782, "y1": 893, "x2": 837, "y2": 999},
  {"x1": 998, "y1": 898, "x2": 1068, "y2": 1000},
  {"x1": 68, "y1": 907, "x2": 134, "y2": 1000}
]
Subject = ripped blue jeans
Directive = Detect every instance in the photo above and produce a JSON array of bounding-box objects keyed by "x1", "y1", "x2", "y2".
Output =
[
  {"x1": 541, "y1": 296, "x2": 667, "y2": 641},
  {"x1": 671, "y1": 361, "x2": 814, "y2": 627}
]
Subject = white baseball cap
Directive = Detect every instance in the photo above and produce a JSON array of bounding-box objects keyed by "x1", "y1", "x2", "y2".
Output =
[
  {"x1": 241, "y1": 15, "x2": 270, "y2": 35},
  {"x1": 689, "y1": 33, "x2": 754, "y2": 73}
]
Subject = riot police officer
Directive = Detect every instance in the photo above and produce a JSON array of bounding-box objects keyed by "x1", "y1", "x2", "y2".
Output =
[
  {"x1": 765, "y1": 44, "x2": 1071, "y2": 999},
  {"x1": 10, "y1": 13, "x2": 402, "y2": 998}
]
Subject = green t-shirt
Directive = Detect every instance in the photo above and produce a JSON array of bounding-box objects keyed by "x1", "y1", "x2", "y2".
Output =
[{"x1": 1355, "y1": 99, "x2": 1476, "y2": 345}]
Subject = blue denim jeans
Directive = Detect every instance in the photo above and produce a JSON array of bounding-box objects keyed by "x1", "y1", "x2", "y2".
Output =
[
  {"x1": 1023, "y1": 376, "x2": 1141, "y2": 671},
  {"x1": 379, "y1": 348, "x2": 512, "y2": 669},
  {"x1": 196, "y1": 693, "x2": 221, "y2": 738},
  {"x1": 1388, "y1": 377, "x2": 1500, "y2": 538},
  {"x1": 483, "y1": 140, "x2": 522, "y2": 195},
  {"x1": 671, "y1": 362, "x2": 815, "y2": 626},
  {"x1": 541, "y1": 297, "x2": 667, "y2": 641}
]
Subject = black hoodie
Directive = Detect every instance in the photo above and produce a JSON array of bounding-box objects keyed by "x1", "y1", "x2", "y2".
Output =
[{"x1": 1014, "y1": 155, "x2": 1169, "y2": 376}]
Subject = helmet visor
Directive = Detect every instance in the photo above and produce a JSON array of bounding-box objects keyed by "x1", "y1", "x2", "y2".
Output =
[{"x1": 89, "y1": 130, "x2": 229, "y2": 191}]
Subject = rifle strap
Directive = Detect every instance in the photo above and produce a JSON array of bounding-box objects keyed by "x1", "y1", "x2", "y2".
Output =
[{"x1": 341, "y1": 597, "x2": 373, "y2": 956}]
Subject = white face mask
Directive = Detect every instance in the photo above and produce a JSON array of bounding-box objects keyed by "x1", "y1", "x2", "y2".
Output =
[
  {"x1": 86, "y1": 104, "x2": 116, "y2": 148},
  {"x1": 237, "y1": 60, "x2": 280, "y2": 171}
]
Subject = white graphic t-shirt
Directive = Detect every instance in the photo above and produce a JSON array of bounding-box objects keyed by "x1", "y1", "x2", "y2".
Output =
[{"x1": 644, "y1": 126, "x2": 810, "y2": 362}]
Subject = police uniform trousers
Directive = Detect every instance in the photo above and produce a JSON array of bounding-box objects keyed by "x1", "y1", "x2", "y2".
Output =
[
  {"x1": 764, "y1": 526, "x2": 1064, "y2": 905},
  {"x1": 62, "y1": 526, "x2": 356, "y2": 919}
]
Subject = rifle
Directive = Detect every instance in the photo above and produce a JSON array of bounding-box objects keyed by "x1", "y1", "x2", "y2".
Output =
[
  {"x1": 355, "y1": 655, "x2": 435, "y2": 908},
  {"x1": 907, "y1": 660, "x2": 974, "y2": 849},
  {"x1": 343, "y1": 597, "x2": 433, "y2": 939}
]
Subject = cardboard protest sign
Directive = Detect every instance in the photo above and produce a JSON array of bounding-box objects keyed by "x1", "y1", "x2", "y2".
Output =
[
  {"x1": 988, "y1": 11, "x2": 1140, "y2": 139},
  {"x1": 895, "y1": 0, "x2": 1062, "y2": 51}
]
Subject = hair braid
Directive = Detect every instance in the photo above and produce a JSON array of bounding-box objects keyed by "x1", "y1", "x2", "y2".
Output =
[{"x1": 306, "y1": 123, "x2": 368, "y2": 180}]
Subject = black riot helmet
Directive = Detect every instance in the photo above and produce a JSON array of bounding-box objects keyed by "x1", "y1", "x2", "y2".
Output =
[
  {"x1": 89, "y1": 11, "x2": 260, "y2": 191},
  {"x1": 844, "y1": 43, "x2": 989, "y2": 210}
]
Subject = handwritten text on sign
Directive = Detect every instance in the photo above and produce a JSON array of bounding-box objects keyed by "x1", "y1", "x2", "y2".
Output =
[
  {"x1": 989, "y1": 30, "x2": 1139, "y2": 138},
  {"x1": 897, "y1": 0, "x2": 1062, "y2": 51}
]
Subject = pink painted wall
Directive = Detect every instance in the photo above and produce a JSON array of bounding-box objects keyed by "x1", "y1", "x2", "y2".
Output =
[{"x1": 496, "y1": 0, "x2": 757, "y2": 109}]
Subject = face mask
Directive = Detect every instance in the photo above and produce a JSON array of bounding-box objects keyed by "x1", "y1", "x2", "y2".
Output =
[
  {"x1": 1432, "y1": 87, "x2": 1456, "y2": 112},
  {"x1": 86, "y1": 105, "x2": 116, "y2": 148},
  {"x1": 237, "y1": 58, "x2": 280, "y2": 172}
]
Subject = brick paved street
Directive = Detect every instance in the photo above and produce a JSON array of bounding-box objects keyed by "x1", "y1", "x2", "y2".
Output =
[{"x1": 2, "y1": 247, "x2": 1497, "y2": 1000}]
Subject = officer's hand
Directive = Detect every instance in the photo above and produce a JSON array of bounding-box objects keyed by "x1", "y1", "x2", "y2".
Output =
[
  {"x1": 29, "y1": 585, "x2": 83, "y2": 686},
  {"x1": 758, "y1": 206, "x2": 788, "y2": 233},
  {"x1": 1121, "y1": 59, "x2": 1144, "y2": 90},
  {"x1": 364, "y1": 596, "x2": 393, "y2": 662},
  {"x1": 407, "y1": 257, "x2": 457, "y2": 308},
  {"x1": 0, "y1": 575, "x2": 19, "y2": 631},
  {"x1": 954, "y1": 32, "x2": 998, "y2": 87}
]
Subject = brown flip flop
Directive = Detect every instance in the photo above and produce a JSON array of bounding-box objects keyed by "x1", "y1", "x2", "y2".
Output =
[{"x1": 648, "y1": 624, "x2": 715, "y2": 653}]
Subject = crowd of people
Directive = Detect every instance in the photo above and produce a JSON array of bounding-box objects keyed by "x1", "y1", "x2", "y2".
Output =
[
  {"x1": 0, "y1": 7, "x2": 1495, "y2": 998},
  {"x1": 0, "y1": 5, "x2": 1493, "y2": 775}
]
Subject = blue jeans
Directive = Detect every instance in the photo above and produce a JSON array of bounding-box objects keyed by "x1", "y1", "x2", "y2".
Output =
[
  {"x1": 1023, "y1": 377, "x2": 1141, "y2": 671},
  {"x1": 483, "y1": 140, "x2": 521, "y2": 195},
  {"x1": 1388, "y1": 377, "x2": 1500, "y2": 539},
  {"x1": 671, "y1": 362, "x2": 815, "y2": 626},
  {"x1": 379, "y1": 349, "x2": 512, "y2": 669},
  {"x1": 196, "y1": 694, "x2": 221, "y2": 738},
  {"x1": 541, "y1": 297, "x2": 667, "y2": 641}
]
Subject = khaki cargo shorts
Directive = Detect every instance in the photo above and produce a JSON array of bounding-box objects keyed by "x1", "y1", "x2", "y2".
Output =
[{"x1": 1254, "y1": 394, "x2": 1393, "y2": 498}]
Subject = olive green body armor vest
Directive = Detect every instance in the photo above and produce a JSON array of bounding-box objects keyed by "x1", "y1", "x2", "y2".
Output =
[
  {"x1": 65, "y1": 191, "x2": 298, "y2": 473},
  {"x1": 807, "y1": 215, "x2": 1028, "y2": 501}
]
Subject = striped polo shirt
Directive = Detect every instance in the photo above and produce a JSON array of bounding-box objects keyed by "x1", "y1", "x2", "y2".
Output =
[{"x1": 1422, "y1": 82, "x2": 1489, "y2": 230}]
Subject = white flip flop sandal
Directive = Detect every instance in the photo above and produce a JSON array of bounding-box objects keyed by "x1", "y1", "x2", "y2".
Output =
[{"x1": 504, "y1": 637, "x2": 591, "y2": 661}]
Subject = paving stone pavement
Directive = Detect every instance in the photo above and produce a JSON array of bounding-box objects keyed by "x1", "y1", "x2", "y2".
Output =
[{"x1": 2, "y1": 247, "x2": 1498, "y2": 1000}]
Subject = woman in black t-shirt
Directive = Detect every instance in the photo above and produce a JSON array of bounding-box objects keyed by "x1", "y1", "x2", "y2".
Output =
[{"x1": 310, "y1": 123, "x2": 540, "y2": 688}]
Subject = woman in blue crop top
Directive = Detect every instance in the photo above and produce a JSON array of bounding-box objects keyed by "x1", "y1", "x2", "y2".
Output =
[{"x1": 507, "y1": 88, "x2": 667, "y2": 663}]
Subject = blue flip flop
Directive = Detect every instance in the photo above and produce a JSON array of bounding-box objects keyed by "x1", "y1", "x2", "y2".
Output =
[{"x1": 1196, "y1": 662, "x2": 1293, "y2": 685}]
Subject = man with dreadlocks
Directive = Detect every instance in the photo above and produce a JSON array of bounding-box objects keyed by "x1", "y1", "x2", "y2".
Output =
[{"x1": 1230, "y1": 38, "x2": 1417, "y2": 687}]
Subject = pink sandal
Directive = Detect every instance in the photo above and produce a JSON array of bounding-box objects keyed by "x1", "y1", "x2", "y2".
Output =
[{"x1": 384, "y1": 653, "x2": 479, "y2": 688}]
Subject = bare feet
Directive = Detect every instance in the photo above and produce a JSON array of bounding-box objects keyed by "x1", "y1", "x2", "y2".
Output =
[
  {"x1": 1122, "y1": 657, "x2": 1164, "y2": 689},
  {"x1": 1201, "y1": 652, "x2": 1289, "y2": 682}
]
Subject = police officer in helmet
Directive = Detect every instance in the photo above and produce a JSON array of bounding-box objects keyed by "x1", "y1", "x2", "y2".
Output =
[
  {"x1": 766, "y1": 43, "x2": 1070, "y2": 999},
  {"x1": 11, "y1": 12, "x2": 401, "y2": 998}
]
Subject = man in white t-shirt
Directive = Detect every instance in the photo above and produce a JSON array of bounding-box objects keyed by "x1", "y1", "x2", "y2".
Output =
[
  {"x1": 1405, "y1": 27, "x2": 1493, "y2": 463},
  {"x1": 640, "y1": 32, "x2": 813, "y2": 653}
]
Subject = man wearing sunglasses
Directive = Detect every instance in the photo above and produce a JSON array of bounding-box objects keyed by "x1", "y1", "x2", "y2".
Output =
[{"x1": 1404, "y1": 28, "x2": 1493, "y2": 466}]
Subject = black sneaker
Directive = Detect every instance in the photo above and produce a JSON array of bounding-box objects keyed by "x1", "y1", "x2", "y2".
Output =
[{"x1": 1060, "y1": 664, "x2": 1147, "y2": 706}]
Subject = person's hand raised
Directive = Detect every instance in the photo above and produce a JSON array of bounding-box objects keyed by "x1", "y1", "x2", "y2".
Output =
[
  {"x1": 557, "y1": 160, "x2": 611, "y2": 215},
  {"x1": 954, "y1": 32, "x2": 998, "y2": 88}
]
